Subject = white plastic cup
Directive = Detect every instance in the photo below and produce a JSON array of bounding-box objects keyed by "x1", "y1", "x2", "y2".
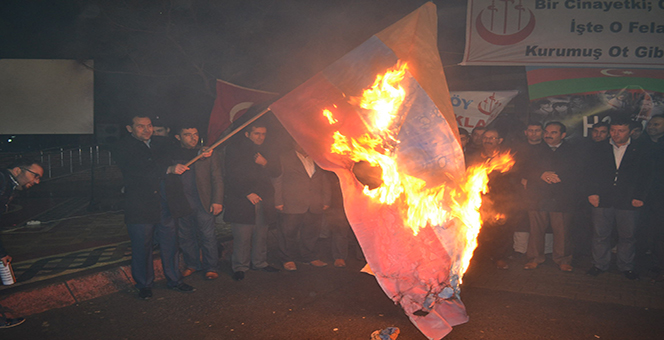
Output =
[{"x1": 0, "y1": 261, "x2": 16, "y2": 285}]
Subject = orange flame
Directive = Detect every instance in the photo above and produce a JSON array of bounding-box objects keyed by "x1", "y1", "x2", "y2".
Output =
[{"x1": 323, "y1": 63, "x2": 514, "y2": 283}]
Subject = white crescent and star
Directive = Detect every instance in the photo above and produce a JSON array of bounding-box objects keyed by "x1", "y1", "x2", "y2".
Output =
[
  {"x1": 600, "y1": 69, "x2": 634, "y2": 77},
  {"x1": 229, "y1": 102, "x2": 255, "y2": 122}
]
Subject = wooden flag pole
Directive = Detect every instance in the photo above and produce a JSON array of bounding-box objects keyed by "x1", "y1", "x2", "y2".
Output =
[{"x1": 184, "y1": 107, "x2": 271, "y2": 167}]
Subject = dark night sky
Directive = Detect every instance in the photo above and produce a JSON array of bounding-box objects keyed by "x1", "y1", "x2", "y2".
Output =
[{"x1": 0, "y1": 0, "x2": 526, "y2": 150}]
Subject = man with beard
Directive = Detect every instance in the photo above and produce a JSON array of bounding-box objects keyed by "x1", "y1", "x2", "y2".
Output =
[
  {"x1": 172, "y1": 126, "x2": 223, "y2": 280},
  {"x1": 467, "y1": 129, "x2": 517, "y2": 269}
]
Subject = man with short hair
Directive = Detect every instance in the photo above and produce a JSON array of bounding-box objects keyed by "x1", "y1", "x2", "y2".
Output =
[
  {"x1": 0, "y1": 159, "x2": 43, "y2": 328},
  {"x1": 465, "y1": 126, "x2": 487, "y2": 158},
  {"x1": 590, "y1": 122, "x2": 610, "y2": 142},
  {"x1": 224, "y1": 123, "x2": 281, "y2": 281},
  {"x1": 274, "y1": 140, "x2": 331, "y2": 271},
  {"x1": 523, "y1": 122, "x2": 578, "y2": 272},
  {"x1": 172, "y1": 126, "x2": 224, "y2": 280},
  {"x1": 585, "y1": 118, "x2": 651, "y2": 280},
  {"x1": 113, "y1": 115, "x2": 195, "y2": 299},
  {"x1": 646, "y1": 114, "x2": 664, "y2": 143},
  {"x1": 467, "y1": 129, "x2": 518, "y2": 269}
]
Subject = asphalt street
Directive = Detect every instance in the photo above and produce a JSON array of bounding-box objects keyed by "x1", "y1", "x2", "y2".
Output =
[{"x1": 3, "y1": 256, "x2": 663, "y2": 340}]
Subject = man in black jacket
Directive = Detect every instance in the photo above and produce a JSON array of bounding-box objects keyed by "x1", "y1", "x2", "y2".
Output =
[
  {"x1": 0, "y1": 159, "x2": 43, "y2": 328},
  {"x1": 113, "y1": 115, "x2": 195, "y2": 299},
  {"x1": 523, "y1": 122, "x2": 578, "y2": 272},
  {"x1": 585, "y1": 118, "x2": 651, "y2": 280},
  {"x1": 224, "y1": 123, "x2": 281, "y2": 281}
]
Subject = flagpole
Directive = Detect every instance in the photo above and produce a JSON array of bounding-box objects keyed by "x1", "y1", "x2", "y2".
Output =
[{"x1": 184, "y1": 107, "x2": 271, "y2": 167}]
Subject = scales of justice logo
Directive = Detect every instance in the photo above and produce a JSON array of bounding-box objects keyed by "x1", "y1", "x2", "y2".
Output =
[{"x1": 476, "y1": 0, "x2": 536, "y2": 45}]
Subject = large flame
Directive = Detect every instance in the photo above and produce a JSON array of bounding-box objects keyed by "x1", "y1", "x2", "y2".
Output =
[{"x1": 325, "y1": 63, "x2": 513, "y2": 282}]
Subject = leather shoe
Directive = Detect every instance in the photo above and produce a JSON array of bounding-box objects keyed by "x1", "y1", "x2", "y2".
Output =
[
  {"x1": 559, "y1": 264, "x2": 573, "y2": 272},
  {"x1": 205, "y1": 271, "x2": 219, "y2": 280},
  {"x1": 169, "y1": 283, "x2": 196, "y2": 293},
  {"x1": 138, "y1": 288, "x2": 152, "y2": 300},
  {"x1": 523, "y1": 262, "x2": 539, "y2": 270},
  {"x1": 0, "y1": 317, "x2": 26, "y2": 329},
  {"x1": 182, "y1": 268, "x2": 197, "y2": 277},
  {"x1": 623, "y1": 270, "x2": 639, "y2": 280},
  {"x1": 284, "y1": 261, "x2": 297, "y2": 271},
  {"x1": 334, "y1": 259, "x2": 346, "y2": 268},
  {"x1": 496, "y1": 260, "x2": 509, "y2": 270},
  {"x1": 586, "y1": 266, "x2": 604, "y2": 276},
  {"x1": 309, "y1": 260, "x2": 328, "y2": 267},
  {"x1": 232, "y1": 271, "x2": 245, "y2": 281},
  {"x1": 260, "y1": 265, "x2": 280, "y2": 273}
]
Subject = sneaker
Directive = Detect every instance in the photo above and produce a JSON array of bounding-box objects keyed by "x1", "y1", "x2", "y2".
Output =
[
  {"x1": 232, "y1": 271, "x2": 245, "y2": 281},
  {"x1": 309, "y1": 260, "x2": 328, "y2": 267},
  {"x1": 0, "y1": 318, "x2": 25, "y2": 329},
  {"x1": 284, "y1": 261, "x2": 297, "y2": 271},
  {"x1": 586, "y1": 266, "x2": 604, "y2": 277},
  {"x1": 205, "y1": 272, "x2": 219, "y2": 280},
  {"x1": 623, "y1": 270, "x2": 639, "y2": 280},
  {"x1": 334, "y1": 259, "x2": 346, "y2": 268},
  {"x1": 169, "y1": 283, "x2": 196, "y2": 293},
  {"x1": 138, "y1": 288, "x2": 153, "y2": 300}
]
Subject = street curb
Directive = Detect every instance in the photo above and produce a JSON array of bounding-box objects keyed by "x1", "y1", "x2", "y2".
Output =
[{"x1": 0, "y1": 259, "x2": 165, "y2": 316}]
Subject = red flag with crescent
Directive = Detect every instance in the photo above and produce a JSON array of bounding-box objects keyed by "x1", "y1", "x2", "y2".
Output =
[{"x1": 206, "y1": 80, "x2": 278, "y2": 145}]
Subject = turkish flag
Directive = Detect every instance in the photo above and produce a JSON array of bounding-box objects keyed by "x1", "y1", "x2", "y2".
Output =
[
  {"x1": 269, "y1": 3, "x2": 468, "y2": 339},
  {"x1": 206, "y1": 80, "x2": 278, "y2": 145}
]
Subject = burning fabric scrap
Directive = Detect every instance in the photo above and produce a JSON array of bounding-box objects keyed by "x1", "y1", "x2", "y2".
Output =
[{"x1": 270, "y1": 3, "x2": 513, "y2": 339}]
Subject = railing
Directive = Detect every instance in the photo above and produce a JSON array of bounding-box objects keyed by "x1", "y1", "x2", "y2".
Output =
[{"x1": 0, "y1": 145, "x2": 114, "y2": 180}]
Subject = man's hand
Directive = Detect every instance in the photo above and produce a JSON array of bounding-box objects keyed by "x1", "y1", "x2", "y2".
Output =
[
  {"x1": 210, "y1": 203, "x2": 223, "y2": 215},
  {"x1": 1, "y1": 255, "x2": 11, "y2": 266},
  {"x1": 632, "y1": 199, "x2": 644, "y2": 208},
  {"x1": 167, "y1": 164, "x2": 189, "y2": 175},
  {"x1": 323, "y1": 205, "x2": 330, "y2": 211},
  {"x1": 247, "y1": 193, "x2": 262, "y2": 205},
  {"x1": 521, "y1": 178, "x2": 527, "y2": 189},
  {"x1": 588, "y1": 195, "x2": 600, "y2": 207},
  {"x1": 275, "y1": 205, "x2": 284, "y2": 211},
  {"x1": 254, "y1": 153, "x2": 268, "y2": 167},
  {"x1": 200, "y1": 147, "x2": 213, "y2": 158},
  {"x1": 541, "y1": 171, "x2": 561, "y2": 184}
]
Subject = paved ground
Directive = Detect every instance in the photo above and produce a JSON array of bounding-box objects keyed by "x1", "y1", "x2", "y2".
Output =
[{"x1": 1, "y1": 165, "x2": 663, "y2": 339}]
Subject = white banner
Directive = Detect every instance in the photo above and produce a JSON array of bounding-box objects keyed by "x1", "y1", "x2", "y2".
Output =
[
  {"x1": 451, "y1": 90, "x2": 519, "y2": 130},
  {"x1": 461, "y1": 0, "x2": 664, "y2": 68}
]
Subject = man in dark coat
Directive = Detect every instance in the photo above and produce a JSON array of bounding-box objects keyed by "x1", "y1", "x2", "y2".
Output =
[
  {"x1": 171, "y1": 126, "x2": 224, "y2": 280},
  {"x1": 523, "y1": 122, "x2": 579, "y2": 272},
  {"x1": 0, "y1": 159, "x2": 43, "y2": 328},
  {"x1": 113, "y1": 115, "x2": 195, "y2": 299},
  {"x1": 585, "y1": 118, "x2": 652, "y2": 280},
  {"x1": 273, "y1": 140, "x2": 331, "y2": 271},
  {"x1": 224, "y1": 123, "x2": 281, "y2": 281}
]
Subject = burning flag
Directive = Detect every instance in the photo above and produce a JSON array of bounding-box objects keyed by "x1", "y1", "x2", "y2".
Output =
[
  {"x1": 269, "y1": 3, "x2": 512, "y2": 339},
  {"x1": 206, "y1": 79, "x2": 278, "y2": 145}
]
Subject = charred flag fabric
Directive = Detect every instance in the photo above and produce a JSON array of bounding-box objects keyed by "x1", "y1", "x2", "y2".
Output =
[{"x1": 269, "y1": 3, "x2": 469, "y2": 339}]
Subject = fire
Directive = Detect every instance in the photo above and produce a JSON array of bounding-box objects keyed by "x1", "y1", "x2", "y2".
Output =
[{"x1": 324, "y1": 62, "x2": 514, "y2": 282}]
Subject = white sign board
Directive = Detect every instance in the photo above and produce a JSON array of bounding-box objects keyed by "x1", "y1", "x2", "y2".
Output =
[
  {"x1": 461, "y1": 0, "x2": 664, "y2": 68},
  {"x1": 451, "y1": 90, "x2": 519, "y2": 130}
]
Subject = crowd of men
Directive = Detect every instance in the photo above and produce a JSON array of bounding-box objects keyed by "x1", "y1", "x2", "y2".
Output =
[
  {"x1": 461, "y1": 114, "x2": 664, "y2": 282},
  {"x1": 112, "y1": 115, "x2": 357, "y2": 299}
]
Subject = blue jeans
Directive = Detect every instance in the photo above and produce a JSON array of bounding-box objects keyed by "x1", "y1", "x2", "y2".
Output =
[
  {"x1": 231, "y1": 202, "x2": 268, "y2": 272},
  {"x1": 178, "y1": 199, "x2": 219, "y2": 273},
  {"x1": 590, "y1": 207, "x2": 638, "y2": 271},
  {"x1": 126, "y1": 183, "x2": 182, "y2": 289}
]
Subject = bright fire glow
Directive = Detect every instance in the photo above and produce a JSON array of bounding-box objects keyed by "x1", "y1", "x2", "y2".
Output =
[{"x1": 324, "y1": 62, "x2": 514, "y2": 282}]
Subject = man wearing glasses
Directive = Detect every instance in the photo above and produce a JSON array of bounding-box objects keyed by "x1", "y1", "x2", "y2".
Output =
[{"x1": 0, "y1": 158, "x2": 44, "y2": 328}]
